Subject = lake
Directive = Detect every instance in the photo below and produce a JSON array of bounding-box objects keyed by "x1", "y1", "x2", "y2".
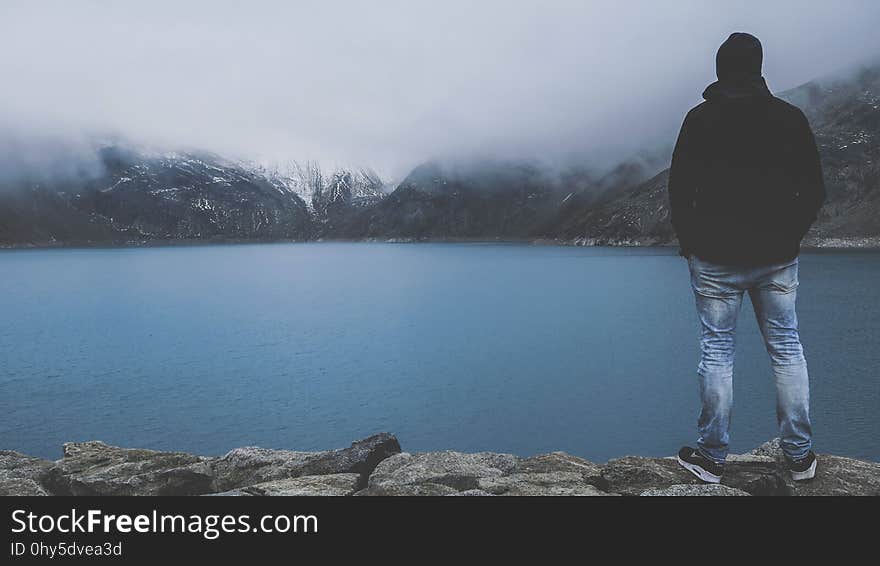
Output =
[{"x1": 1, "y1": 243, "x2": 877, "y2": 463}]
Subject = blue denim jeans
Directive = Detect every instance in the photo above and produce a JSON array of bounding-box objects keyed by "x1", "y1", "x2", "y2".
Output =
[{"x1": 688, "y1": 254, "x2": 812, "y2": 463}]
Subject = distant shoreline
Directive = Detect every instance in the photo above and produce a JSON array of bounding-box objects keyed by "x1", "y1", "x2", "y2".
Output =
[{"x1": 2, "y1": 236, "x2": 880, "y2": 252}]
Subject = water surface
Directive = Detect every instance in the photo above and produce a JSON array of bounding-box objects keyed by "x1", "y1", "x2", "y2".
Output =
[{"x1": 1, "y1": 243, "x2": 877, "y2": 462}]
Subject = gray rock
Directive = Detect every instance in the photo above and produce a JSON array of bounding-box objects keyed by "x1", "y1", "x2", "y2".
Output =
[
  {"x1": 721, "y1": 459, "x2": 788, "y2": 496},
  {"x1": 511, "y1": 451, "x2": 607, "y2": 493},
  {"x1": 726, "y1": 453, "x2": 776, "y2": 464},
  {"x1": 0, "y1": 478, "x2": 52, "y2": 496},
  {"x1": 744, "y1": 439, "x2": 880, "y2": 495},
  {"x1": 515, "y1": 452, "x2": 603, "y2": 478},
  {"x1": 447, "y1": 489, "x2": 495, "y2": 496},
  {"x1": 354, "y1": 483, "x2": 459, "y2": 496},
  {"x1": 204, "y1": 489, "x2": 255, "y2": 496},
  {"x1": 364, "y1": 450, "x2": 611, "y2": 496},
  {"x1": 367, "y1": 451, "x2": 518, "y2": 492},
  {"x1": 210, "y1": 433, "x2": 400, "y2": 492},
  {"x1": 477, "y1": 472, "x2": 615, "y2": 496},
  {"x1": 785, "y1": 455, "x2": 880, "y2": 496},
  {"x1": 0, "y1": 451, "x2": 54, "y2": 496},
  {"x1": 641, "y1": 484, "x2": 750, "y2": 496},
  {"x1": 3, "y1": 436, "x2": 875, "y2": 496},
  {"x1": 748, "y1": 438, "x2": 783, "y2": 458},
  {"x1": 45, "y1": 441, "x2": 215, "y2": 496},
  {"x1": 239, "y1": 474, "x2": 361, "y2": 496},
  {"x1": 601, "y1": 456, "x2": 700, "y2": 496},
  {"x1": 601, "y1": 455, "x2": 786, "y2": 496}
]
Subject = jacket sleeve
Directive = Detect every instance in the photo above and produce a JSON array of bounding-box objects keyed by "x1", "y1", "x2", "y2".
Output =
[
  {"x1": 792, "y1": 112, "x2": 826, "y2": 240},
  {"x1": 668, "y1": 109, "x2": 699, "y2": 257}
]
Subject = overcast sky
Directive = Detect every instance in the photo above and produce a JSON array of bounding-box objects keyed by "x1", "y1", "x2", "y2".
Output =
[{"x1": 1, "y1": 1, "x2": 879, "y2": 178}]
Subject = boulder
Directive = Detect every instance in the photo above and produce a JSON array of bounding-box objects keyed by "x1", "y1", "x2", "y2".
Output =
[
  {"x1": 641, "y1": 484, "x2": 750, "y2": 496},
  {"x1": 354, "y1": 483, "x2": 459, "y2": 496},
  {"x1": 211, "y1": 433, "x2": 400, "y2": 492},
  {"x1": 745, "y1": 439, "x2": 880, "y2": 496},
  {"x1": 514, "y1": 452, "x2": 604, "y2": 482},
  {"x1": 238, "y1": 473, "x2": 361, "y2": 496},
  {"x1": 2, "y1": 436, "x2": 874, "y2": 496},
  {"x1": 515, "y1": 452, "x2": 607, "y2": 495},
  {"x1": 601, "y1": 456, "x2": 700, "y2": 496},
  {"x1": 44, "y1": 441, "x2": 214, "y2": 496},
  {"x1": 748, "y1": 438, "x2": 783, "y2": 458},
  {"x1": 364, "y1": 450, "x2": 612, "y2": 496},
  {"x1": 477, "y1": 472, "x2": 615, "y2": 496},
  {"x1": 0, "y1": 450, "x2": 53, "y2": 496},
  {"x1": 785, "y1": 455, "x2": 880, "y2": 496},
  {"x1": 366, "y1": 451, "x2": 518, "y2": 492},
  {"x1": 447, "y1": 489, "x2": 495, "y2": 496},
  {"x1": 721, "y1": 458, "x2": 789, "y2": 496},
  {"x1": 0, "y1": 478, "x2": 52, "y2": 496},
  {"x1": 600, "y1": 455, "x2": 786, "y2": 496}
]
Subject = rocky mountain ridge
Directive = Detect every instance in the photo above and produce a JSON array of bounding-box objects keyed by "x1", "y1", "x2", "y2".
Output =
[
  {"x1": 537, "y1": 63, "x2": 880, "y2": 246},
  {"x1": 2, "y1": 62, "x2": 879, "y2": 248},
  {"x1": 0, "y1": 145, "x2": 316, "y2": 246},
  {"x1": 2, "y1": 435, "x2": 877, "y2": 496},
  {"x1": 0, "y1": 148, "x2": 388, "y2": 247},
  {"x1": 341, "y1": 62, "x2": 880, "y2": 247}
]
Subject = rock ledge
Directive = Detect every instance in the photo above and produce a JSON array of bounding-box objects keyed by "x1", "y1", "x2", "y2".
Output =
[{"x1": 2, "y1": 437, "x2": 876, "y2": 496}]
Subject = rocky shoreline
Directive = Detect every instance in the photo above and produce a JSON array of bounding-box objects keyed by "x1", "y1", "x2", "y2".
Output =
[{"x1": 2, "y1": 435, "x2": 877, "y2": 496}]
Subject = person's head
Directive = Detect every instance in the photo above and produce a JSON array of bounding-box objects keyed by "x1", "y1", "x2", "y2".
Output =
[{"x1": 716, "y1": 32, "x2": 763, "y2": 81}]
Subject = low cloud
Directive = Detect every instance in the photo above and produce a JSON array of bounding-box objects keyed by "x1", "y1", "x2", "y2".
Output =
[
  {"x1": 0, "y1": 123, "x2": 105, "y2": 184},
  {"x1": 1, "y1": 1, "x2": 878, "y2": 178}
]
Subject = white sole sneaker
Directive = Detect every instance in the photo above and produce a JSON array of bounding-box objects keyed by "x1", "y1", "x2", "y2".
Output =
[
  {"x1": 790, "y1": 458, "x2": 817, "y2": 481},
  {"x1": 677, "y1": 455, "x2": 722, "y2": 484}
]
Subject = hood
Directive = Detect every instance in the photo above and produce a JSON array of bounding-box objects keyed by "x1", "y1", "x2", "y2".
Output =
[
  {"x1": 703, "y1": 75, "x2": 772, "y2": 101},
  {"x1": 702, "y1": 32, "x2": 772, "y2": 101}
]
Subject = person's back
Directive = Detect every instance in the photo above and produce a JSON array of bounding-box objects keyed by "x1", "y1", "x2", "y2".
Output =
[
  {"x1": 669, "y1": 33, "x2": 825, "y2": 266},
  {"x1": 668, "y1": 33, "x2": 826, "y2": 484}
]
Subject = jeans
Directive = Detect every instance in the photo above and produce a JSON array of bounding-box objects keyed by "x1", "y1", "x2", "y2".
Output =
[{"x1": 688, "y1": 254, "x2": 812, "y2": 463}]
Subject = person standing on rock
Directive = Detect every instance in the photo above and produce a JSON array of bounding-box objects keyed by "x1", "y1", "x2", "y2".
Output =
[{"x1": 668, "y1": 32, "x2": 826, "y2": 483}]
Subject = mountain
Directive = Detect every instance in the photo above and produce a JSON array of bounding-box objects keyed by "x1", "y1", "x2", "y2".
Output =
[
  {"x1": 540, "y1": 169, "x2": 674, "y2": 245},
  {"x1": 783, "y1": 64, "x2": 880, "y2": 240},
  {"x1": 0, "y1": 145, "x2": 316, "y2": 246},
  {"x1": 2, "y1": 61, "x2": 878, "y2": 248},
  {"x1": 322, "y1": 156, "x2": 669, "y2": 241},
  {"x1": 534, "y1": 62, "x2": 880, "y2": 246},
  {"x1": 324, "y1": 61, "x2": 880, "y2": 246},
  {"x1": 0, "y1": 147, "x2": 391, "y2": 247},
  {"x1": 259, "y1": 162, "x2": 387, "y2": 214},
  {"x1": 323, "y1": 160, "x2": 579, "y2": 240},
  {"x1": 252, "y1": 162, "x2": 389, "y2": 238}
]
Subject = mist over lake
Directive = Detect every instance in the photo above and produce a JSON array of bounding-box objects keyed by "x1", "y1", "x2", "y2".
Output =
[{"x1": 1, "y1": 243, "x2": 876, "y2": 462}]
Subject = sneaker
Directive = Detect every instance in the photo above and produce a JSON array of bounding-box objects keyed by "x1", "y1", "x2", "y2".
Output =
[
  {"x1": 677, "y1": 446, "x2": 724, "y2": 483},
  {"x1": 786, "y1": 451, "x2": 817, "y2": 481}
]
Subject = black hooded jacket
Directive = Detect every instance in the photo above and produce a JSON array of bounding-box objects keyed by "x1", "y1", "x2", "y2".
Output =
[{"x1": 668, "y1": 33, "x2": 826, "y2": 265}]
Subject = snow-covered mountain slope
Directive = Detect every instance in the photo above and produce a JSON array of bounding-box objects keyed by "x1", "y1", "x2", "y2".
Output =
[
  {"x1": 255, "y1": 161, "x2": 389, "y2": 212},
  {"x1": 0, "y1": 145, "x2": 399, "y2": 246},
  {"x1": 0, "y1": 145, "x2": 315, "y2": 245}
]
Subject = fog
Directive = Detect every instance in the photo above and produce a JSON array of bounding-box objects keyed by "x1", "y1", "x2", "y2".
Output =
[{"x1": 1, "y1": 1, "x2": 878, "y2": 179}]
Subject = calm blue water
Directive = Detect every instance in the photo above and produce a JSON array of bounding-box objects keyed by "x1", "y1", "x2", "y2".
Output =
[{"x1": 0, "y1": 243, "x2": 877, "y2": 463}]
